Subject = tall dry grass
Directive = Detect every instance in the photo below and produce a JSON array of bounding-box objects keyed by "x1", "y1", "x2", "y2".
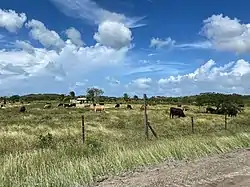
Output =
[{"x1": 0, "y1": 102, "x2": 249, "y2": 186}]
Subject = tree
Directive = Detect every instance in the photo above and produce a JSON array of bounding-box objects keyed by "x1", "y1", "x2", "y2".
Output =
[
  {"x1": 86, "y1": 87, "x2": 104, "y2": 103},
  {"x1": 69, "y1": 91, "x2": 75, "y2": 99},
  {"x1": 133, "y1": 95, "x2": 139, "y2": 101},
  {"x1": 123, "y1": 93, "x2": 129, "y2": 102},
  {"x1": 9, "y1": 95, "x2": 20, "y2": 102}
]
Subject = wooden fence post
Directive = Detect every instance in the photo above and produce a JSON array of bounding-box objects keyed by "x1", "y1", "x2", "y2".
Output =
[
  {"x1": 191, "y1": 116, "x2": 194, "y2": 133},
  {"x1": 224, "y1": 114, "x2": 227, "y2": 130},
  {"x1": 143, "y1": 94, "x2": 149, "y2": 139},
  {"x1": 82, "y1": 115, "x2": 85, "y2": 144}
]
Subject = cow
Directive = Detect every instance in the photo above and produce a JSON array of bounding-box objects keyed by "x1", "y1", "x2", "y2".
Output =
[
  {"x1": 238, "y1": 104, "x2": 245, "y2": 108},
  {"x1": 228, "y1": 109, "x2": 238, "y2": 117},
  {"x1": 127, "y1": 104, "x2": 133, "y2": 109},
  {"x1": 177, "y1": 104, "x2": 182, "y2": 107},
  {"x1": 170, "y1": 107, "x2": 186, "y2": 118},
  {"x1": 70, "y1": 103, "x2": 76, "y2": 107},
  {"x1": 206, "y1": 107, "x2": 216, "y2": 114},
  {"x1": 64, "y1": 103, "x2": 70, "y2": 108},
  {"x1": 94, "y1": 105, "x2": 105, "y2": 112},
  {"x1": 115, "y1": 103, "x2": 120, "y2": 108},
  {"x1": 0, "y1": 104, "x2": 3, "y2": 108},
  {"x1": 44, "y1": 104, "x2": 51, "y2": 109},
  {"x1": 19, "y1": 106, "x2": 26, "y2": 113},
  {"x1": 57, "y1": 103, "x2": 63, "y2": 107}
]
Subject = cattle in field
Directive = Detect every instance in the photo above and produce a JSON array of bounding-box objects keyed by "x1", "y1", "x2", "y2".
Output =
[
  {"x1": 57, "y1": 103, "x2": 63, "y2": 107},
  {"x1": 94, "y1": 105, "x2": 105, "y2": 112},
  {"x1": 70, "y1": 103, "x2": 76, "y2": 107},
  {"x1": 206, "y1": 107, "x2": 216, "y2": 114},
  {"x1": 177, "y1": 104, "x2": 182, "y2": 107},
  {"x1": 127, "y1": 104, "x2": 132, "y2": 109},
  {"x1": 0, "y1": 104, "x2": 3, "y2": 108},
  {"x1": 115, "y1": 103, "x2": 120, "y2": 108},
  {"x1": 228, "y1": 108, "x2": 238, "y2": 117},
  {"x1": 64, "y1": 103, "x2": 70, "y2": 108},
  {"x1": 19, "y1": 106, "x2": 26, "y2": 113},
  {"x1": 170, "y1": 107, "x2": 186, "y2": 118},
  {"x1": 238, "y1": 104, "x2": 244, "y2": 108},
  {"x1": 44, "y1": 104, "x2": 51, "y2": 109}
]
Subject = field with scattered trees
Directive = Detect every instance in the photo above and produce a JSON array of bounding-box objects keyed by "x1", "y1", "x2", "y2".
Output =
[{"x1": 0, "y1": 89, "x2": 250, "y2": 186}]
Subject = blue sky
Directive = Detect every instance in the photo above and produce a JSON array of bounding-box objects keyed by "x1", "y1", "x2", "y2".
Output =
[{"x1": 0, "y1": 0, "x2": 250, "y2": 97}]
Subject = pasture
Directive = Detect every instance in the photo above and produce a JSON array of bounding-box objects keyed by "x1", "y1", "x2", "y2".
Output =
[{"x1": 1, "y1": 102, "x2": 250, "y2": 187}]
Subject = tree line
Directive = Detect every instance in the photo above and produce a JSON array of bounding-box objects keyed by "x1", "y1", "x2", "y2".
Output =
[{"x1": 1, "y1": 88, "x2": 249, "y2": 107}]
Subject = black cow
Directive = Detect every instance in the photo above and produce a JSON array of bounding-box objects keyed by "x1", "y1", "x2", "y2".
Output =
[
  {"x1": 238, "y1": 104, "x2": 245, "y2": 108},
  {"x1": 206, "y1": 107, "x2": 216, "y2": 114},
  {"x1": 127, "y1": 104, "x2": 133, "y2": 109},
  {"x1": 57, "y1": 103, "x2": 63, "y2": 107},
  {"x1": 170, "y1": 107, "x2": 186, "y2": 118},
  {"x1": 19, "y1": 106, "x2": 26, "y2": 113},
  {"x1": 0, "y1": 104, "x2": 3, "y2": 108},
  {"x1": 70, "y1": 103, "x2": 76, "y2": 107},
  {"x1": 115, "y1": 103, "x2": 120, "y2": 108},
  {"x1": 64, "y1": 103, "x2": 70, "y2": 108}
]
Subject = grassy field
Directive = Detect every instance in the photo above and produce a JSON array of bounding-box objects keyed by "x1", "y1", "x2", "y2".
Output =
[{"x1": 0, "y1": 102, "x2": 250, "y2": 187}]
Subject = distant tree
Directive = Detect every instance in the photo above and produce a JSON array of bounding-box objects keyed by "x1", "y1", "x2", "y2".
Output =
[
  {"x1": 69, "y1": 91, "x2": 75, "y2": 99},
  {"x1": 123, "y1": 93, "x2": 129, "y2": 102},
  {"x1": 9, "y1": 95, "x2": 20, "y2": 102},
  {"x1": 133, "y1": 95, "x2": 139, "y2": 101},
  {"x1": 86, "y1": 87, "x2": 104, "y2": 103}
]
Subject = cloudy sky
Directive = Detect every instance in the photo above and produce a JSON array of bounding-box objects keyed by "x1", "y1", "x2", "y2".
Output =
[{"x1": 0, "y1": 0, "x2": 250, "y2": 97}]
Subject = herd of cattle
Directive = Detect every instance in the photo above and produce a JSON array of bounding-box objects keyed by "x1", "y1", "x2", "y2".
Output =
[{"x1": 0, "y1": 101, "x2": 244, "y2": 119}]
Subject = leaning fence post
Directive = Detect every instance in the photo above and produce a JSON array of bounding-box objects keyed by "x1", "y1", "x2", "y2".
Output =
[
  {"x1": 191, "y1": 116, "x2": 194, "y2": 133},
  {"x1": 224, "y1": 114, "x2": 227, "y2": 130},
  {"x1": 82, "y1": 115, "x2": 85, "y2": 144},
  {"x1": 143, "y1": 94, "x2": 149, "y2": 139}
]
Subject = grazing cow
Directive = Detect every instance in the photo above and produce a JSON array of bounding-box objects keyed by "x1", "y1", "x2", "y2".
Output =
[
  {"x1": 19, "y1": 106, "x2": 26, "y2": 113},
  {"x1": 206, "y1": 107, "x2": 216, "y2": 114},
  {"x1": 44, "y1": 104, "x2": 51, "y2": 109},
  {"x1": 64, "y1": 103, "x2": 70, "y2": 108},
  {"x1": 94, "y1": 105, "x2": 105, "y2": 112},
  {"x1": 0, "y1": 104, "x2": 3, "y2": 108},
  {"x1": 115, "y1": 103, "x2": 120, "y2": 108},
  {"x1": 127, "y1": 104, "x2": 133, "y2": 109},
  {"x1": 170, "y1": 107, "x2": 186, "y2": 118},
  {"x1": 228, "y1": 109, "x2": 238, "y2": 117},
  {"x1": 57, "y1": 103, "x2": 63, "y2": 107},
  {"x1": 70, "y1": 103, "x2": 76, "y2": 107}
]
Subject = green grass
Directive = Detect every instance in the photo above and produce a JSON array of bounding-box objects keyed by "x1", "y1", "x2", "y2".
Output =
[{"x1": 0, "y1": 102, "x2": 250, "y2": 186}]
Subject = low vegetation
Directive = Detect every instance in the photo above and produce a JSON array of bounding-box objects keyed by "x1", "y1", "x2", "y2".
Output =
[{"x1": 0, "y1": 100, "x2": 250, "y2": 186}]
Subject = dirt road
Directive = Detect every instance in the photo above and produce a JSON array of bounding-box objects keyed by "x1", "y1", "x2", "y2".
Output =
[{"x1": 92, "y1": 148, "x2": 250, "y2": 187}]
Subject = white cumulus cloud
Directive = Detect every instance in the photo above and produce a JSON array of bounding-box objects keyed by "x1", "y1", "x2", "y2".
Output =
[
  {"x1": 0, "y1": 9, "x2": 27, "y2": 32},
  {"x1": 65, "y1": 27, "x2": 84, "y2": 47},
  {"x1": 26, "y1": 19, "x2": 65, "y2": 49},
  {"x1": 200, "y1": 14, "x2": 250, "y2": 54},
  {"x1": 15, "y1": 40, "x2": 34, "y2": 53},
  {"x1": 94, "y1": 21, "x2": 132, "y2": 49},
  {"x1": 129, "y1": 77, "x2": 152, "y2": 89},
  {"x1": 158, "y1": 59, "x2": 250, "y2": 95}
]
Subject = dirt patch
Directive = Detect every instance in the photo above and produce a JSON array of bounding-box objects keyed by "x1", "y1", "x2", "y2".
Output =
[{"x1": 90, "y1": 148, "x2": 250, "y2": 187}]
